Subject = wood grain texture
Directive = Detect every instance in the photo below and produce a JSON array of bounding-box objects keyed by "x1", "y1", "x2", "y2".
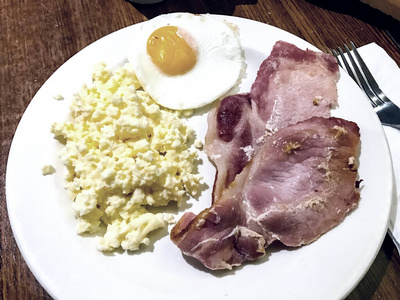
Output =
[{"x1": 1, "y1": 0, "x2": 399, "y2": 299}]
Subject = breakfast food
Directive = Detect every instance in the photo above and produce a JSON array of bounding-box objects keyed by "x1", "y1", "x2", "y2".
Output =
[
  {"x1": 53, "y1": 94, "x2": 64, "y2": 100},
  {"x1": 50, "y1": 11, "x2": 360, "y2": 270},
  {"x1": 205, "y1": 41, "x2": 340, "y2": 202},
  {"x1": 41, "y1": 164, "x2": 56, "y2": 175},
  {"x1": 171, "y1": 117, "x2": 360, "y2": 270},
  {"x1": 171, "y1": 41, "x2": 361, "y2": 270},
  {"x1": 51, "y1": 62, "x2": 202, "y2": 251},
  {"x1": 128, "y1": 13, "x2": 246, "y2": 110},
  {"x1": 250, "y1": 41, "x2": 339, "y2": 130}
]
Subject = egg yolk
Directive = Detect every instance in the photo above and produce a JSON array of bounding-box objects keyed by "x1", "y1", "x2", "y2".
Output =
[{"x1": 147, "y1": 26, "x2": 197, "y2": 76}]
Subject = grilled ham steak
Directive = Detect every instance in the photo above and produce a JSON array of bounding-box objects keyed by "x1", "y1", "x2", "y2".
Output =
[
  {"x1": 171, "y1": 117, "x2": 360, "y2": 270},
  {"x1": 204, "y1": 94, "x2": 265, "y2": 202},
  {"x1": 250, "y1": 40, "x2": 339, "y2": 129},
  {"x1": 204, "y1": 41, "x2": 340, "y2": 202},
  {"x1": 171, "y1": 41, "x2": 360, "y2": 271}
]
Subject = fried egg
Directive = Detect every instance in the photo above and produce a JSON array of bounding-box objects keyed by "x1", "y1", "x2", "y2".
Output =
[{"x1": 128, "y1": 13, "x2": 246, "y2": 110}]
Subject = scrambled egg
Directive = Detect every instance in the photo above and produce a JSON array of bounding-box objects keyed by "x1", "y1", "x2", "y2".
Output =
[
  {"x1": 51, "y1": 62, "x2": 202, "y2": 251},
  {"x1": 41, "y1": 164, "x2": 56, "y2": 175}
]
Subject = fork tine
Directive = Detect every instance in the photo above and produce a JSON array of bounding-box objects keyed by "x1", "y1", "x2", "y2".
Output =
[
  {"x1": 334, "y1": 42, "x2": 400, "y2": 129},
  {"x1": 350, "y1": 41, "x2": 389, "y2": 103},
  {"x1": 331, "y1": 49, "x2": 343, "y2": 68},
  {"x1": 343, "y1": 43, "x2": 384, "y2": 107},
  {"x1": 350, "y1": 42, "x2": 379, "y2": 91},
  {"x1": 336, "y1": 47, "x2": 358, "y2": 83}
]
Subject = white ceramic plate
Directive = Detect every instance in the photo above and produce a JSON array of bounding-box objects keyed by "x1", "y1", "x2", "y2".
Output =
[{"x1": 6, "y1": 15, "x2": 394, "y2": 300}]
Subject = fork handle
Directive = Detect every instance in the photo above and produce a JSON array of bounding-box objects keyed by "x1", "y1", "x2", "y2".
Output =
[{"x1": 376, "y1": 101, "x2": 400, "y2": 130}]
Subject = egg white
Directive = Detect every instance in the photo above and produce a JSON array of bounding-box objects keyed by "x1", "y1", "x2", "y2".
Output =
[{"x1": 127, "y1": 13, "x2": 246, "y2": 110}]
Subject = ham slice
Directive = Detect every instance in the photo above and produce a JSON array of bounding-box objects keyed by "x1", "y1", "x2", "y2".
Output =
[
  {"x1": 204, "y1": 41, "x2": 340, "y2": 201},
  {"x1": 204, "y1": 94, "x2": 265, "y2": 201},
  {"x1": 171, "y1": 117, "x2": 360, "y2": 270},
  {"x1": 171, "y1": 41, "x2": 359, "y2": 271},
  {"x1": 250, "y1": 40, "x2": 339, "y2": 130}
]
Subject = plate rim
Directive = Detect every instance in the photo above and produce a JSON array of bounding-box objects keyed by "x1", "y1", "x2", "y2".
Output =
[{"x1": 6, "y1": 13, "x2": 394, "y2": 300}]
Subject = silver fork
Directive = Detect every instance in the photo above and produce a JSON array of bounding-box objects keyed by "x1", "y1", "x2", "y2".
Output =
[{"x1": 332, "y1": 41, "x2": 400, "y2": 130}]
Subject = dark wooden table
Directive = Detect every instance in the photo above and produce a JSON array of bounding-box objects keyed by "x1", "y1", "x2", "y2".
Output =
[{"x1": 1, "y1": 0, "x2": 400, "y2": 299}]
